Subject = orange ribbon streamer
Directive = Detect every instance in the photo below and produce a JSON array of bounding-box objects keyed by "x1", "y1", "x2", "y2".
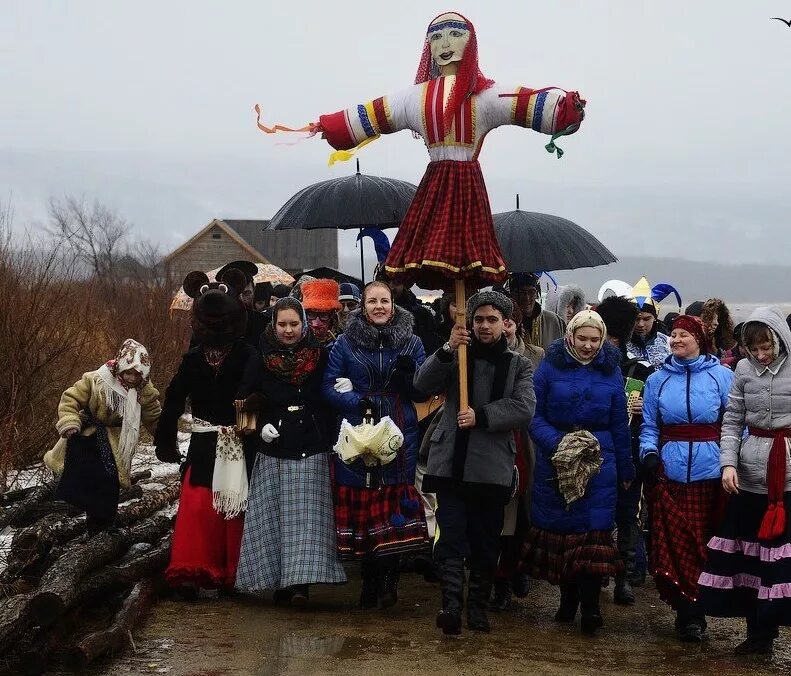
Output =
[{"x1": 254, "y1": 104, "x2": 318, "y2": 135}]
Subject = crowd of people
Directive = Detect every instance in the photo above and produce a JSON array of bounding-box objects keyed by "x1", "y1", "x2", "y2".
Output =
[{"x1": 46, "y1": 262, "x2": 790, "y2": 656}]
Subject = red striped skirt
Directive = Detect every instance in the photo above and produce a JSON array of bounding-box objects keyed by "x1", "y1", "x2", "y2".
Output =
[
  {"x1": 383, "y1": 160, "x2": 507, "y2": 290},
  {"x1": 334, "y1": 483, "x2": 429, "y2": 561}
]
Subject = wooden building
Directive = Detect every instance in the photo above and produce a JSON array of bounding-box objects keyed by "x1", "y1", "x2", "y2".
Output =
[{"x1": 163, "y1": 219, "x2": 338, "y2": 283}]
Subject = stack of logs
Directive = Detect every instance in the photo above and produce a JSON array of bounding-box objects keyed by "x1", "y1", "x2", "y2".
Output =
[{"x1": 0, "y1": 469, "x2": 179, "y2": 673}]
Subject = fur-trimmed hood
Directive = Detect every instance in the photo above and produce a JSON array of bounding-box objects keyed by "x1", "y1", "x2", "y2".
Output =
[
  {"x1": 343, "y1": 305, "x2": 415, "y2": 351},
  {"x1": 556, "y1": 284, "x2": 586, "y2": 318},
  {"x1": 545, "y1": 338, "x2": 621, "y2": 375}
]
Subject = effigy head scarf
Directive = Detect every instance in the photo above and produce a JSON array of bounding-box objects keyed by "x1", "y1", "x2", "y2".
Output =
[
  {"x1": 552, "y1": 430, "x2": 603, "y2": 508},
  {"x1": 414, "y1": 11, "x2": 494, "y2": 136},
  {"x1": 564, "y1": 310, "x2": 606, "y2": 365}
]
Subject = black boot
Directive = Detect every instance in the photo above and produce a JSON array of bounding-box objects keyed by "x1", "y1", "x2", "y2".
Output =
[
  {"x1": 613, "y1": 575, "x2": 635, "y2": 605},
  {"x1": 511, "y1": 572, "x2": 530, "y2": 598},
  {"x1": 489, "y1": 577, "x2": 512, "y2": 612},
  {"x1": 466, "y1": 568, "x2": 493, "y2": 632},
  {"x1": 376, "y1": 556, "x2": 400, "y2": 609},
  {"x1": 737, "y1": 615, "x2": 776, "y2": 654},
  {"x1": 579, "y1": 575, "x2": 604, "y2": 635},
  {"x1": 289, "y1": 584, "x2": 309, "y2": 608},
  {"x1": 359, "y1": 559, "x2": 377, "y2": 609},
  {"x1": 554, "y1": 583, "x2": 579, "y2": 623},
  {"x1": 436, "y1": 558, "x2": 464, "y2": 635}
]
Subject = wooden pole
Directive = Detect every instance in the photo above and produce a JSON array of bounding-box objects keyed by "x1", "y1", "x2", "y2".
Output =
[{"x1": 454, "y1": 279, "x2": 468, "y2": 411}]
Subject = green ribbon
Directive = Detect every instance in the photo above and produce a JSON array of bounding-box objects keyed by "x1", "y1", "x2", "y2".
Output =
[{"x1": 544, "y1": 123, "x2": 580, "y2": 159}]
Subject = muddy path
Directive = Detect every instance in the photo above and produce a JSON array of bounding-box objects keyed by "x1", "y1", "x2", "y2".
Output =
[{"x1": 79, "y1": 569, "x2": 788, "y2": 676}]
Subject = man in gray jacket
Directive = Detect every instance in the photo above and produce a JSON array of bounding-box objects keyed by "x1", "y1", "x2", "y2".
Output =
[{"x1": 415, "y1": 291, "x2": 535, "y2": 636}]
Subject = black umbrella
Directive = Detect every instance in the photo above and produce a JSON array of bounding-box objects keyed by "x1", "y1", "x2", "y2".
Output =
[
  {"x1": 296, "y1": 267, "x2": 363, "y2": 289},
  {"x1": 266, "y1": 160, "x2": 417, "y2": 282},
  {"x1": 493, "y1": 195, "x2": 617, "y2": 273}
]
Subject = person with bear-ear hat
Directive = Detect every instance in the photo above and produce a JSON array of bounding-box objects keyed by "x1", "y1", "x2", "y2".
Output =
[
  {"x1": 154, "y1": 268, "x2": 262, "y2": 596},
  {"x1": 216, "y1": 260, "x2": 268, "y2": 348}
]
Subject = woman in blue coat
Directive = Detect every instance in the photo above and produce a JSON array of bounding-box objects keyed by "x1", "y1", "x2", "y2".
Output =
[
  {"x1": 522, "y1": 311, "x2": 634, "y2": 635},
  {"x1": 640, "y1": 315, "x2": 733, "y2": 643},
  {"x1": 323, "y1": 281, "x2": 429, "y2": 609}
]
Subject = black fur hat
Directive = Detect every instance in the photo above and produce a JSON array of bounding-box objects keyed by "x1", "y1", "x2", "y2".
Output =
[
  {"x1": 596, "y1": 295, "x2": 639, "y2": 343},
  {"x1": 183, "y1": 270, "x2": 247, "y2": 346}
]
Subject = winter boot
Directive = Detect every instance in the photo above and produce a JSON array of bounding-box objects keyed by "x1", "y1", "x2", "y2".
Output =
[
  {"x1": 359, "y1": 559, "x2": 378, "y2": 609},
  {"x1": 435, "y1": 558, "x2": 464, "y2": 635},
  {"x1": 489, "y1": 577, "x2": 512, "y2": 612},
  {"x1": 376, "y1": 556, "x2": 400, "y2": 609},
  {"x1": 613, "y1": 575, "x2": 636, "y2": 605},
  {"x1": 511, "y1": 572, "x2": 530, "y2": 598},
  {"x1": 554, "y1": 583, "x2": 579, "y2": 623},
  {"x1": 579, "y1": 575, "x2": 604, "y2": 636},
  {"x1": 289, "y1": 584, "x2": 309, "y2": 608},
  {"x1": 466, "y1": 568, "x2": 493, "y2": 632}
]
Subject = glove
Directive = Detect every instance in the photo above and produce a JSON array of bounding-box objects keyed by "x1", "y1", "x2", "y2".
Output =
[
  {"x1": 642, "y1": 452, "x2": 659, "y2": 471},
  {"x1": 155, "y1": 445, "x2": 182, "y2": 464},
  {"x1": 333, "y1": 377, "x2": 353, "y2": 394},
  {"x1": 394, "y1": 355, "x2": 416, "y2": 374},
  {"x1": 261, "y1": 423, "x2": 280, "y2": 443}
]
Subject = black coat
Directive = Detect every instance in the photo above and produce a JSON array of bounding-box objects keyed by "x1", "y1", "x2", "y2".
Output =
[
  {"x1": 154, "y1": 340, "x2": 261, "y2": 488},
  {"x1": 395, "y1": 288, "x2": 443, "y2": 356},
  {"x1": 257, "y1": 349, "x2": 334, "y2": 460}
]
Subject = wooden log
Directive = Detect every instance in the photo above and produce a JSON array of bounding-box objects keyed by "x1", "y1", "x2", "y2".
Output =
[
  {"x1": 0, "y1": 483, "x2": 55, "y2": 530},
  {"x1": 129, "y1": 469, "x2": 152, "y2": 484},
  {"x1": 12, "y1": 608, "x2": 81, "y2": 675},
  {"x1": 69, "y1": 578, "x2": 157, "y2": 668},
  {"x1": 29, "y1": 513, "x2": 173, "y2": 626},
  {"x1": 0, "y1": 485, "x2": 36, "y2": 505},
  {"x1": 0, "y1": 593, "x2": 34, "y2": 657}
]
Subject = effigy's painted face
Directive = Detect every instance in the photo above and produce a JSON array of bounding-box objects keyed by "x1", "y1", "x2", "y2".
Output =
[{"x1": 427, "y1": 13, "x2": 470, "y2": 67}]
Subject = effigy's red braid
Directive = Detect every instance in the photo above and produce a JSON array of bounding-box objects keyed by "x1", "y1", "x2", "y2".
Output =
[{"x1": 414, "y1": 12, "x2": 494, "y2": 137}]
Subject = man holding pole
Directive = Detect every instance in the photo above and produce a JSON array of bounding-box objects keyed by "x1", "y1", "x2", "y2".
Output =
[{"x1": 414, "y1": 291, "x2": 536, "y2": 636}]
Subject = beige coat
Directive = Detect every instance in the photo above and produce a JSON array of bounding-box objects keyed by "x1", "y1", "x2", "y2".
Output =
[{"x1": 44, "y1": 371, "x2": 161, "y2": 488}]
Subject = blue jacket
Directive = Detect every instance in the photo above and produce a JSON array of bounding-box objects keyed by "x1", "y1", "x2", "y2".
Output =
[
  {"x1": 322, "y1": 307, "x2": 425, "y2": 488},
  {"x1": 639, "y1": 354, "x2": 733, "y2": 483},
  {"x1": 530, "y1": 340, "x2": 634, "y2": 533}
]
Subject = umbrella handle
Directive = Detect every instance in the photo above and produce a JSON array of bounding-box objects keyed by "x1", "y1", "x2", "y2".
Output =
[{"x1": 454, "y1": 279, "x2": 469, "y2": 411}]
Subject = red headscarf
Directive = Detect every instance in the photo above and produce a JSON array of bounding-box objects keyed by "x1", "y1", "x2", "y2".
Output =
[
  {"x1": 672, "y1": 315, "x2": 712, "y2": 354},
  {"x1": 414, "y1": 12, "x2": 494, "y2": 137}
]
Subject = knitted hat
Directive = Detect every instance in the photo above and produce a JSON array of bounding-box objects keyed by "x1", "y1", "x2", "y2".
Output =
[
  {"x1": 466, "y1": 290, "x2": 513, "y2": 319},
  {"x1": 338, "y1": 282, "x2": 361, "y2": 302},
  {"x1": 254, "y1": 281, "x2": 272, "y2": 302},
  {"x1": 596, "y1": 296, "x2": 639, "y2": 342},
  {"x1": 301, "y1": 278, "x2": 342, "y2": 312}
]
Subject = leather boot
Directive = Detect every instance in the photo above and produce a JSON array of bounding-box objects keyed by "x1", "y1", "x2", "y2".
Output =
[
  {"x1": 511, "y1": 572, "x2": 530, "y2": 598},
  {"x1": 359, "y1": 559, "x2": 377, "y2": 609},
  {"x1": 554, "y1": 583, "x2": 579, "y2": 622},
  {"x1": 579, "y1": 575, "x2": 604, "y2": 635},
  {"x1": 376, "y1": 556, "x2": 400, "y2": 609},
  {"x1": 466, "y1": 568, "x2": 493, "y2": 632},
  {"x1": 489, "y1": 577, "x2": 512, "y2": 612},
  {"x1": 435, "y1": 558, "x2": 464, "y2": 635}
]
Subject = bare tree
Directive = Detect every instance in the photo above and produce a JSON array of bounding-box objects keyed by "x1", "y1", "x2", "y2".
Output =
[{"x1": 48, "y1": 197, "x2": 130, "y2": 289}]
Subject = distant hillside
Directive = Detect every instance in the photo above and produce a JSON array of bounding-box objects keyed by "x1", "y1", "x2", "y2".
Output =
[{"x1": 550, "y1": 257, "x2": 791, "y2": 305}]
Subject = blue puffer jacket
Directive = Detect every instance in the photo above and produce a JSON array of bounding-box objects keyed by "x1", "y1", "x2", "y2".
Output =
[
  {"x1": 639, "y1": 354, "x2": 733, "y2": 483},
  {"x1": 322, "y1": 307, "x2": 425, "y2": 488},
  {"x1": 530, "y1": 340, "x2": 635, "y2": 533}
]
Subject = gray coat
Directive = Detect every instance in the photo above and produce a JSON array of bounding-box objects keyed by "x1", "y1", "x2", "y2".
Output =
[
  {"x1": 720, "y1": 306, "x2": 791, "y2": 493},
  {"x1": 414, "y1": 339, "x2": 536, "y2": 494}
]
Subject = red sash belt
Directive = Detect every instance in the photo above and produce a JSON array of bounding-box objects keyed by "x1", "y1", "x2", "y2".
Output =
[
  {"x1": 660, "y1": 423, "x2": 721, "y2": 446},
  {"x1": 747, "y1": 427, "x2": 790, "y2": 540}
]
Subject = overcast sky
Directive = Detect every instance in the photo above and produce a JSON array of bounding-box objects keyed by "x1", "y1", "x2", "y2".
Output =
[{"x1": 2, "y1": 1, "x2": 790, "y2": 278}]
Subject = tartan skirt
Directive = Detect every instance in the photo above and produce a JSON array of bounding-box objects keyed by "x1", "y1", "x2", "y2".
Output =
[
  {"x1": 520, "y1": 526, "x2": 623, "y2": 584},
  {"x1": 166, "y1": 467, "x2": 244, "y2": 589},
  {"x1": 698, "y1": 490, "x2": 791, "y2": 626},
  {"x1": 383, "y1": 160, "x2": 507, "y2": 290},
  {"x1": 334, "y1": 483, "x2": 429, "y2": 561},
  {"x1": 649, "y1": 477, "x2": 725, "y2": 609},
  {"x1": 235, "y1": 453, "x2": 347, "y2": 592}
]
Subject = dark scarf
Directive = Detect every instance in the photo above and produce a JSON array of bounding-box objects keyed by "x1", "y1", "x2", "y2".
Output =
[
  {"x1": 261, "y1": 324, "x2": 322, "y2": 386},
  {"x1": 452, "y1": 335, "x2": 514, "y2": 489}
]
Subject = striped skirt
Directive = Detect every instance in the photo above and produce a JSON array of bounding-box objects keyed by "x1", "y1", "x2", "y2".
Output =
[
  {"x1": 698, "y1": 490, "x2": 791, "y2": 627},
  {"x1": 235, "y1": 453, "x2": 347, "y2": 592}
]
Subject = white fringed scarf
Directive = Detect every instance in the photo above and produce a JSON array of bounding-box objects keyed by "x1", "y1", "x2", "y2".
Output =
[{"x1": 192, "y1": 417, "x2": 248, "y2": 519}]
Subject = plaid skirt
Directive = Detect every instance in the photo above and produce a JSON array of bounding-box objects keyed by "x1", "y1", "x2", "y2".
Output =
[
  {"x1": 649, "y1": 477, "x2": 725, "y2": 609},
  {"x1": 698, "y1": 490, "x2": 791, "y2": 626},
  {"x1": 383, "y1": 160, "x2": 507, "y2": 290},
  {"x1": 334, "y1": 483, "x2": 429, "y2": 561},
  {"x1": 520, "y1": 526, "x2": 623, "y2": 584},
  {"x1": 235, "y1": 453, "x2": 346, "y2": 592}
]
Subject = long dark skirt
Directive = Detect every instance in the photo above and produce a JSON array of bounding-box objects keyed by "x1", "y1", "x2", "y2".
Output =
[{"x1": 698, "y1": 490, "x2": 791, "y2": 627}]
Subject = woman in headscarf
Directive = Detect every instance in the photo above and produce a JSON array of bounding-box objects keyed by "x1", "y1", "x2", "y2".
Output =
[
  {"x1": 521, "y1": 311, "x2": 634, "y2": 635},
  {"x1": 235, "y1": 298, "x2": 346, "y2": 606},
  {"x1": 640, "y1": 315, "x2": 733, "y2": 642},
  {"x1": 322, "y1": 281, "x2": 429, "y2": 609},
  {"x1": 698, "y1": 307, "x2": 791, "y2": 655},
  {"x1": 45, "y1": 339, "x2": 161, "y2": 532}
]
